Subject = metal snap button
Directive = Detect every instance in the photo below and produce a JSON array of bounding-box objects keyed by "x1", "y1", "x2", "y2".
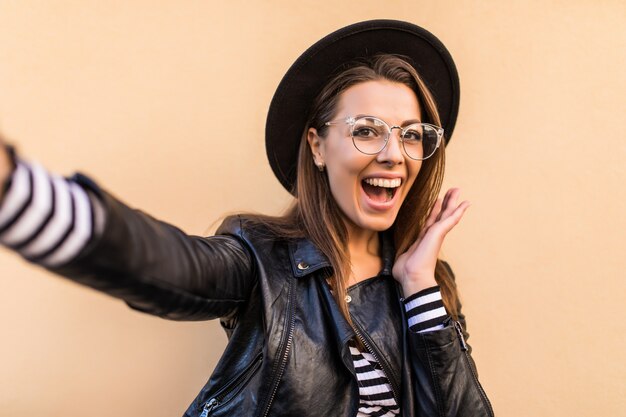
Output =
[
  {"x1": 345, "y1": 295, "x2": 352, "y2": 303},
  {"x1": 297, "y1": 262, "x2": 310, "y2": 270}
]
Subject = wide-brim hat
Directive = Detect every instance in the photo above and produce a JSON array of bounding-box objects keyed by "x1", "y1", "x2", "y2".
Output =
[{"x1": 265, "y1": 19, "x2": 460, "y2": 194}]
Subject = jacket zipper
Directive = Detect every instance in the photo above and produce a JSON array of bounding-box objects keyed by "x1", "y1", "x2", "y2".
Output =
[
  {"x1": 453, "y1": 321, "x2": 495, "y2": 417},
  {"x1": 260, "y1": 277, "x2": 296, "y2": 417},
  {"x1": 199, "y1": 352, "x2": 263, "y2": 416},
  {"x1": 199, "y1": 399, "x2": 218, "y2": 417},
  {"x1": 351, "y1": 319, "x2": 401, "y2": 406}
]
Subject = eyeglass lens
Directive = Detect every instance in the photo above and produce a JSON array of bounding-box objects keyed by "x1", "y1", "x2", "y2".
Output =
[{"x1": 351, "y1": 117, "x2": 440, "y2": 160}]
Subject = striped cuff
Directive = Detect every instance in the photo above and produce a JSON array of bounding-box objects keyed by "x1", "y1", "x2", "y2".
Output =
[
  {"x1": 403, "y1": 286, "x2": 448, "y2": 333},
  {"x1": 0, "y1": 159, "x2": 104, "y2": 267}
]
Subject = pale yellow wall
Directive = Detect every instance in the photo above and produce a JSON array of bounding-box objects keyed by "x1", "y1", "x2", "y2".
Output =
[{"x1": 0, "y1": 1, "x2": 624, "y2": 416}]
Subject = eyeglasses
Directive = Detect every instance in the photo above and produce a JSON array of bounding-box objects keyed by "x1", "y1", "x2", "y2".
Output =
[{"x1": 324, "y1": 116, "x2": 444, "y2": 161}]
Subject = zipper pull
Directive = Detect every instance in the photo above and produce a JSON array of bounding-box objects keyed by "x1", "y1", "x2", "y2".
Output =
[
  {"x1": 453, "y1": 320, "x2": 468, "y2": 351},
  {"x1": 200, "y1": 398, "x2": 218, "y2": 417}
]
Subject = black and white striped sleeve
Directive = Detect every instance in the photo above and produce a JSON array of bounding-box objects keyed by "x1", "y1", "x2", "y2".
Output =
[
  {"x1": 0, "y1": 159, "x2": 105, "y2": 267},
  {"x1": 403, "y1": 286, "x2": 448, "y2": 333}
]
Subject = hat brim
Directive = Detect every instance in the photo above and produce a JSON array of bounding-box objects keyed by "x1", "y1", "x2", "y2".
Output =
[{"x1": 265, "y1": 19, "x2": 460, "y2": 194}]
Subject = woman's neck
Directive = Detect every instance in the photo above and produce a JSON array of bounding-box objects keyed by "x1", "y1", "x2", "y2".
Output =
[
  {"x1": 345, "y1": 223, "x2": 383, "y2": 285},
  {"x1": 347, "y1": 226, "x2": 378, "y2": 257}
]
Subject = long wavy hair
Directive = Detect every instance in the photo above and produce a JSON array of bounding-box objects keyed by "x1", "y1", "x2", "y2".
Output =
[{"x1": 248, "y1": 54, "x2": 460, "y2": 328}]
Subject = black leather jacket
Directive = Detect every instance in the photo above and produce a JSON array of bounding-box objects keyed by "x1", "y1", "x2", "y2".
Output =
[{"x1": 53, "y1": 175, "x2": 494, "y2": 417}]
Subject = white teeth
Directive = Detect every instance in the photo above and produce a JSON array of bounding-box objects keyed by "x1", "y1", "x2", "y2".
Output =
[{"x1": 364, "y1": 178, "x2": 401, "y2": 188}]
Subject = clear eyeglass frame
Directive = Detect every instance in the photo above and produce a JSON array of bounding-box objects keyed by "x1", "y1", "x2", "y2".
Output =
[{"x1": 324, "y1": 115, "x2": 444, "y2": 161}]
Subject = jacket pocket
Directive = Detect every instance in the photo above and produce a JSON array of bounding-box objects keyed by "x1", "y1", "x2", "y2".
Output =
[{"x1": 198, "y1": 352, "x2": 263, "y2": 417}]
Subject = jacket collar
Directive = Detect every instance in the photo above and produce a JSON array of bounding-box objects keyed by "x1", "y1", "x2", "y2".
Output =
[{"x1": 288, "y1": 232, "x2": 395, "y2": 278}]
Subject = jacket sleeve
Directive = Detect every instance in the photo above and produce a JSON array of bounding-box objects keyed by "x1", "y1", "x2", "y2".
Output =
[
  {"x1": 407, "y1": 263, "x2": 494, "y2": 417},
  {"x1": 1, "y1": 158, "x2": 256, "y2": 321},
  {"x1": 59, "y1": 174, "x2": 256, "y2": 321}
]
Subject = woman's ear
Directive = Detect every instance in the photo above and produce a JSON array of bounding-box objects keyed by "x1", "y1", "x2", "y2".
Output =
[{"x1": 307, "y1": 127, "x2": 326, "y2": 167}]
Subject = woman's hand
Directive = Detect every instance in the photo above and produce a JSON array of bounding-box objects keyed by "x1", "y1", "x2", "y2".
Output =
[
  {"x1": 0, "y1": 135, "x2": 12, "y2": 201},
  {"x1": 392, "y1": 188, "x2": 470, "y2": 296}
]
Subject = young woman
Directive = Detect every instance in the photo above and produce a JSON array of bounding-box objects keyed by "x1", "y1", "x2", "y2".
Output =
[{"x1": 0, "y1": 20, "x2": 493, "y2": 416}]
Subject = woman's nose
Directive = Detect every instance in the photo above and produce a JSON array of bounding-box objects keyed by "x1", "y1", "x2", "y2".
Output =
[{"x1": 376, "y1": 128, "x2": 405, "y2": 165}]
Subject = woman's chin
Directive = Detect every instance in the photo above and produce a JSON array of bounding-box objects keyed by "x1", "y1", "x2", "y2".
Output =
[{"x1": 349, "y1": 211, "x2": 398, "y2": 233}]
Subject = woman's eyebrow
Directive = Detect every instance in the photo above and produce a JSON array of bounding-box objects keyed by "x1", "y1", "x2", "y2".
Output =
[
  {"x1": 401, "y1": 118, "x2": 422, "y2": 126},
  {"x1": 353, "y1": 114, "x2": 423, "y2": 125}
]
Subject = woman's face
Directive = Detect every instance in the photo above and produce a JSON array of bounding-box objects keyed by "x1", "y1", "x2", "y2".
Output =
[{"x1": 308, "y1": 80, "x2": 423, "y2": 233}]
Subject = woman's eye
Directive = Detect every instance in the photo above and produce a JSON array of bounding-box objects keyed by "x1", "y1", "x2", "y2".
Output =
[
  {"x1": 403, "y1": 131, "x2": 422, "y2": 142},
  {"x1": 353, "y1": 127, "x2": 378, "y2": 138}
]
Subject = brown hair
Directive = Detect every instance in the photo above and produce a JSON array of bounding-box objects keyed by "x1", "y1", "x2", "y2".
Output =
[{"x1": 248, "y1": 54, "x2": 459, "y2": 328}]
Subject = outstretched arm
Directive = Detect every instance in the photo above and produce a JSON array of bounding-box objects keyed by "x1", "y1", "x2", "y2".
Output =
[{"x1": 0, "y1": 139, "x2": 256, "y2": 321}]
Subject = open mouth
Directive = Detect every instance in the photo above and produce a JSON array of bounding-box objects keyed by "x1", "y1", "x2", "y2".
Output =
[{"x1": 361, "y1": 178, "x2": 401, "y2": 203}]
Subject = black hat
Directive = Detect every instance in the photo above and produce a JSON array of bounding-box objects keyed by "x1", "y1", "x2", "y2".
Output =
[{"x1": 265, "y1": 19, "x2": 460, "y2": 193}]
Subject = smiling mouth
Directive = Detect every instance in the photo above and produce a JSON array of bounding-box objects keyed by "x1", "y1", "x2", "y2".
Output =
[{"x1": 362, "y1": 178, "x2": 401, "y2": 203}]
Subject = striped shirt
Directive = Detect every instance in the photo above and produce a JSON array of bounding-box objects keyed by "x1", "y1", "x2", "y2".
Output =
[
  {"x1": 0, "y1": 159, "x2": 449, "y2": 417},
  {"x1": 0, "y1": 160, "x2": 104, "y2": 266},
  {"x1": 352, "y1": 286, "x2": 447, "y2": 416}
]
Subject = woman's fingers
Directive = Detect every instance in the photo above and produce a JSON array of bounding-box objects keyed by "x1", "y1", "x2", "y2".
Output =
[
  {"x1": 435, "y1": 188, "x2": 453, "y2": 222},
  {"x1": 429, "y1": 199, "x2": 470, "y2": 236},
  {"x1": 417, "y1": 189, "x2": 465, "y2": 245},
  {"x1": 408, "y1": 190, "x2": 468, "y2": 261},
  {"x1": 425, "y1": 197, "x2": 443, "y2": 228},
  {"x1": 423, "y1": 188, "x2": 469, "y2": 241},
  {"x1": 0, "y1": 136, "x2": 12, "y2": 201},
  {"x1": 436, "y1": 188, "x2": 460, "y2": 222},
  {"x1": 418, "y1": 197, "x2": 443, "y2": 240},
  {"x1": 408, "y1": 200, "x2": 470, "y2": 273},
  {"x1": 393, "y1": 188, "x2": 470, "y2": 288}
]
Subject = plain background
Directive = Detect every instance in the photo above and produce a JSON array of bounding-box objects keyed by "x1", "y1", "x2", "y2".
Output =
[{"x1": 1, "y1": 1, "x2": 625, "y2": 416}]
